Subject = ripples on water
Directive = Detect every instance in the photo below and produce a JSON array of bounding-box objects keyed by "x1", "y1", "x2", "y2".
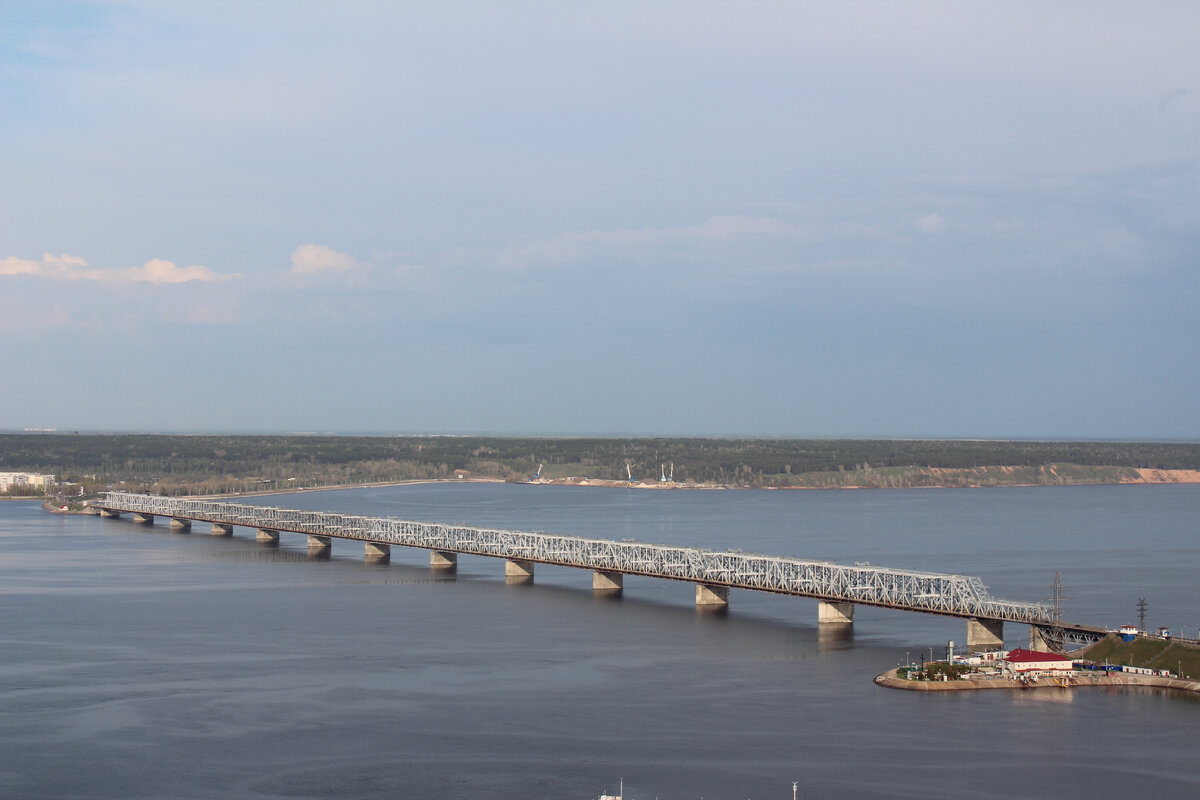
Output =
[{"x1": 1, "y1": 484, "x2": 1198, "y2": 799}]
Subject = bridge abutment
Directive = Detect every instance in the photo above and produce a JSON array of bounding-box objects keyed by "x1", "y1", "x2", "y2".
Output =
[
  {"x1": 695, "y1": 583, "x2": 729, "y2": 608},
  {"x1": 307, "y1": 535, "x2": 331, "y2": 552},
  {"x1": 593, "y1": 570, "x2": 623, "y2": 593},
  {"x1": 169, "y1": 518, "x2": 191, "y2": 532},
  {"x1": 966, "y1": 618, "x2": 1004, "y2": 651},
  {"x1": 365, "y1": 542, "x2": 390, "y2": 562},
  {"x1": 98, "y1": 508, "x2": 121, "y2": 519},
  {"x1": 211, "y1": 523, "x2": 233, "y2": 536},
  {"x1": 818, "y1": 599, "x2": 854, "y2": 625},
  {"x1": 256, "y1": 528, "x2": 280, "y2": 544},
  {"x1": 132, "y1": 513, "x2": 155, "y2": 525},
  {"x1": 430, "y1": 550, "x2": 458, "y2": 570},
  {"x1": 506, "y1": 559, "x2": 534, "y2": 583}
]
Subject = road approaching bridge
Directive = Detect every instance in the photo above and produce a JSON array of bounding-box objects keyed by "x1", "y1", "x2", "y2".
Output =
[{"x1": 95, "y1": 492, "x2": 1103, "y2": 650}]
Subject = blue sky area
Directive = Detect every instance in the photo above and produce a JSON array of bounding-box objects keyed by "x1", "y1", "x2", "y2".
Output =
[{"x1": 2, "y1": 2, "x2": 1197, "y2": 437}]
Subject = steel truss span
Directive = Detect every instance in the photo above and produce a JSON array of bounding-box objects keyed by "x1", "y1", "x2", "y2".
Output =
[{"x1": 98, "y1": 492, "x2": 1051, "y2": 624}]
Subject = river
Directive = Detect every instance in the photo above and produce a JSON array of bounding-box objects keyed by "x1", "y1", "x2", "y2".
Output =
[{"x1": 1, "y1": 483, "x2": 1197, "y2": 798}]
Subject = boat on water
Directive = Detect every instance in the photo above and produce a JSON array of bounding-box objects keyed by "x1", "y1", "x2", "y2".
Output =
[{"x1": 598, "y1": 778, "x2": 622, "y2": 800}]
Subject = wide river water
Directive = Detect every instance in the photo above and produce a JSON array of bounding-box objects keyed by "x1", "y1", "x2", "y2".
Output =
[{"x1": 2, "y1": 482, "x2": 1198, "y2": 798}]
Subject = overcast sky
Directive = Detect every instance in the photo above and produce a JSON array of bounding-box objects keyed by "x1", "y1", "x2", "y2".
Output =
[{"x1": 2, "y1": 2, "x2": 1197, "y2": 437}]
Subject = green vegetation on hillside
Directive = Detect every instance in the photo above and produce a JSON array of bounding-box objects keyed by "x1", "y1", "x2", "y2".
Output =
[
  {"x1": 2, "y1": 433, "x2": 1198, "y2": 497},
  {"x1": 1080, "y1": 635, "x2": 1200, "y2": 678}
]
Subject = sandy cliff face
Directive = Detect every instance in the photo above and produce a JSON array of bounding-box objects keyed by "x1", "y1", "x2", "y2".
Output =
[{"x1": 1130, "y1": 469, "x2": 1200, "y2": 484}]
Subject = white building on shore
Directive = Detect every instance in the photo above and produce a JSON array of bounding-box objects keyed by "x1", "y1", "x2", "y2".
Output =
[{"x1": 1000, "y1": 648, "x2": 1074, "y2": 676}]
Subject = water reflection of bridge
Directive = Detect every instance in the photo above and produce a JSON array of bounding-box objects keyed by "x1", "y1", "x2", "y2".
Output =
[{"x1": 95, "y1": 492, "x2": 1105, "y2": 651}]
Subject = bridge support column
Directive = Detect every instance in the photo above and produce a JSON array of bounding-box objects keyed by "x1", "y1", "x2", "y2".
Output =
[
  {"x1": 211, "y1": 523, "x2": 233, "y2": 536},
  {"x1": 98, "y1": 508, "x2": 121, "y2": 519},
  {"x1": 365, "y1": 542, "x2": 390, "y2": 563},
  {"x1": 1029, "y1": 625, "x2": 1049, "y2": 652},
  {"x1": 966, "y1": 618, "x2": 1004, "y2": 651},
  {"x1": 256, "y1": 528, "x2": 279, "y2": 544},
  {"x1": 505, "y1": 559, "x2": 534, "y2": 584},
  {"x1": 169, "y1": 518, "x2": 191, "y2": 532},
  {"x1": 132, "y1": 513, "x2": 155, "y2": 525},
  {"x1": 430, "y1": 550, "x2": 458, "y2": 570},
  {"x1": 818, "y1": 600, "x2": 854, "y2": 625},
  {"x1": 695, "y1": 583, "x2": 729, "y2": 608},
  {"x1": 593, "y1": 570, "x2": 623, "y2": 593},
  {"x1": 307, "y1": 535, "x2": 331, "y2": 552}
]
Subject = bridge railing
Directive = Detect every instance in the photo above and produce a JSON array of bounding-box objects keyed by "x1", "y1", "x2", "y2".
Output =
[{"x1": 98, "y1": 492, "x2": 1052, "y2": 623}]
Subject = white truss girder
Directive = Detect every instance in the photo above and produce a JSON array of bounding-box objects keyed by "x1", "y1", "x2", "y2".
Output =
[{"x1": 100, "y1": 492, "x2": 1052, "y2": 624}]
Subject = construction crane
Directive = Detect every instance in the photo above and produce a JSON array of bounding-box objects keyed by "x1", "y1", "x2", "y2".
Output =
[
  {"x1": 529, "y1": 463, "x2": 543, "y2": 482},
  {"x1": 626, "y1": 463, "x2": 634, "y2": 484}
]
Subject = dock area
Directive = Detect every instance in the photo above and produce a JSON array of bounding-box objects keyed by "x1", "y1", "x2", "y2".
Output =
[{"x1": 874, "y1": 667, "x2": 1200, "y2": 696}]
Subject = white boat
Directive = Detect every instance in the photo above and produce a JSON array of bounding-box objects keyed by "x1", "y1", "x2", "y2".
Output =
[{"x1": 598, "y1": 778, "x2": 622, "y2": 800}]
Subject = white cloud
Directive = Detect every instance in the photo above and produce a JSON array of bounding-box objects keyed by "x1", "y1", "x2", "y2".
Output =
[
  {"x1": 291, "y1": 244, "x2": 361, "y2": 273},
  {"x1": 914, "y1": 213, "x2": 946, "y2": 234},
  {"x1": 115, "y1": 258, "x2": 233, "y2": 284},
  {"x1": 1, "y1": 253, "x2": 89, "y2": 277},
  {"x1": 0, "y1": 253, "x2": 234, "y2": 284}
]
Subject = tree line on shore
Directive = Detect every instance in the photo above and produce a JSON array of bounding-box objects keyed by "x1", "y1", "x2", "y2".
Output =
[{"x1": 2, "y1": 433, "x2": 1198, "y2": 497}]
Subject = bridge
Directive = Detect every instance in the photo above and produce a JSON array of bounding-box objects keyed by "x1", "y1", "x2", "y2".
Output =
[{"x1": 94, "y1": 492, "x2": 1106, "y2": 651}]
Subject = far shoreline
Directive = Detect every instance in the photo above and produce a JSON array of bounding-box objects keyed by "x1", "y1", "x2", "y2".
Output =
[
  {"x1": 28, "y1": 467, "x2": 1200, "y2": 511},
  {"x1": 184, "y1": 468, "x2": 1200, "y2": 500}
]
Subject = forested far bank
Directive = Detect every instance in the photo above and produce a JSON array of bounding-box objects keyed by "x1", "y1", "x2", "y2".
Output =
[{"x1": 2, "y1": 433, "x2": 1199, "y2": 498}]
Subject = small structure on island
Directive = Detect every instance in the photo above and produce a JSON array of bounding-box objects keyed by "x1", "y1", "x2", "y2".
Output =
[{"x1": 1001, "y1": 648, "x2": 1074, "y2": 676}]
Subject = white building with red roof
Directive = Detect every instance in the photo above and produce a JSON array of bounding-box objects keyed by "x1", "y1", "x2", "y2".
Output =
[{"x1": 1000, "y1": 648, "x2": 1074, "y2": 675}]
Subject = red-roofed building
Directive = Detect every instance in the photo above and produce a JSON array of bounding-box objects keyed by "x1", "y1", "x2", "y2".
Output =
[{"x1": 1001, "y1": 648, "x2": 1074, "y2": 675}]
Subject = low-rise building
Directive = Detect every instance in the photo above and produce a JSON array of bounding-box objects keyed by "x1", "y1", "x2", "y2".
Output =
[
  {"x1": 0, "y1": 472, "x2": 55, "y2": 492},
  {"x1": 1000, "y1": 648, "x2": 1074, "y2": 676}
]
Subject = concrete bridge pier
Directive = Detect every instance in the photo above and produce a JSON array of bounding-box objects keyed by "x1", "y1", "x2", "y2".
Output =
[
  {"x1": 593, "y1": 570, "x2": 623, "y2": 594},
  {"x1": 430, "y1": 550, "x2": 458, "y2": 570},
  {"x1": 695, "y1": 583, "x2": 729, "y2": 608},
  {"x1": 211, "y1": 523, "x2": 233, "y2": 536},
  {"x1": 365, "y1": 542, "x2": 390, "y2": 563},
  {"x1": 307, "y1": 535, "x2": 331, "y2": 552},
  {"x1": 256, "y1": 528, "x2": 280, "y2": 544},
  {"x1": 505, "y1": 559, "x2": 534, "y2": 584},
  {"x1": 132, "y1": 513, "x2": 155, "y2": 525},
  {"x1": 169, "y1": 518, "x2": 191, "y2": 532},
  {"x1": 1029, "y1": 625, "x2": 1049, "y2": 651},
  {"x1": 98, "y1": 508, "x2": 121, "y2": 519},
  {"x1": 818, "y1": 599, "x2": 854, "y2": 625},
  {"x1": 966, "y1": 618, "x2": 1004, "y2": 651}
]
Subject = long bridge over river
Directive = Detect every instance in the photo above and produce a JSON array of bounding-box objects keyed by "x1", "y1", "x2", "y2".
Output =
[{"x1": 95, "y1": 492, "x2": 1107, "y2": 651}]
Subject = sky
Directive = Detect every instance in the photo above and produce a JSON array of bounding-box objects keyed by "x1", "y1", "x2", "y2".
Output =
[{"x1": 1, "y1": 2, "x2": 1197, "y2": 438}]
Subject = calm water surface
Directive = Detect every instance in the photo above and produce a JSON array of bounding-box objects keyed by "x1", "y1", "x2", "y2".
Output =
[{"x1": 2, "y1": 484, "x2": 1198, "y2": 799}]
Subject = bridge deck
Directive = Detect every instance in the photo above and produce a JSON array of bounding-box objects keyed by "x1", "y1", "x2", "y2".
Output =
[{"x1": 97, "y1": 492, "x2": 1055, "y2": 625}]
